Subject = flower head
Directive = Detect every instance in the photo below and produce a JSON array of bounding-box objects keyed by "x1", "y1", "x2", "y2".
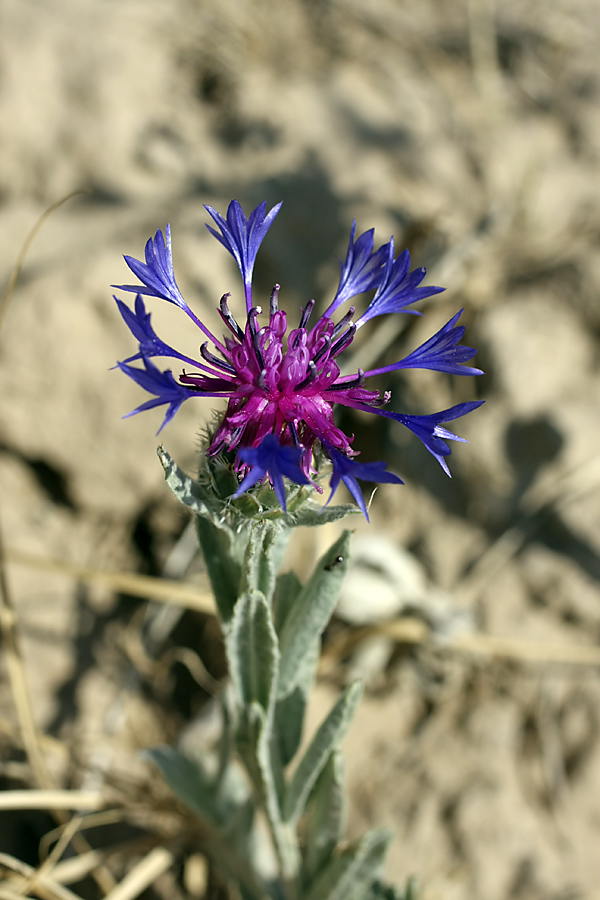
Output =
[{"x1": 115, "y1": 200, "x2": 483, "y2": 517}]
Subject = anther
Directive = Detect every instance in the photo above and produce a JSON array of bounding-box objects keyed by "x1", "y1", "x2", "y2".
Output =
[
  {"x1": 296, "y1": 360, "x2": 318, "y2": 391},
  {"x1": 326, "y1": 367, "x2": 365, "y2": 391},
  {"x1": 269, "y1": 285, "x2": 280, "y2": 318},
  {"x1": 332, "y1": 306, "x2": 355, "y2": 338},
  {"x1": 257, "y1": 369, "x2": 267, "y2": 390},
  {"x1": 330, "y1": 323, "x2": 356, "y2": 357},
  {"x1": 299, "y1": 299, "x2": 315, "y2": 330},
  {"x1": 200, "y1": 342, "x2": 237, "y2": 374},
  {"x1": 219, "y1": 293, "x2": 244, "y2": 341},
  {"x1": 312, "y1": 335, "x2": 332, "y2": 365},
  {"x1": 248, "y1": 308, "x2": 265, "y2": 369},
  {"x1": 288, "y1": 420, "x2": 300, "y2": 446}
]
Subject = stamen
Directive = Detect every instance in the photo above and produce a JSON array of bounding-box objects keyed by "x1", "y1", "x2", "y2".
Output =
[
  {"x1": 288, "y1": 420, "x2": 300, "y2": 446},
  {"x1": 257, "y1": 369, "x2": 267, "y2": 390},
  {"x1": 248, "y1": 307, "x2": 265, "y2": 369},
  {"x1": 270, "y1": 285, "x2": 280, "y2": 318},
  {"x1": 219, "y1": 293, "x2": 244, "y2": 340},
  {"x1": 332, "y1": 306, "x2": 355, "y2": 338},
  {"x1": 326, "y1": 367, "x2": 365, "y2": 390},
  {"x1": 330, "y1": 323, "x2": 356, "y2": 357},
  {"x1": 299, "y1": 299, "x2": 315, "y2": 330},
  {"x1": 200, "y1": 342, "x2": 237, "y2": 374},
  {"x1": 296, "y1": 360, "x2": 318, "y2": 391},
  {"x1": 312, "y1": 334, "x2": 332, "y2": 365}
]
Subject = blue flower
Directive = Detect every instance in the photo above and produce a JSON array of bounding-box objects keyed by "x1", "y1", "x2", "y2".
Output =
[
  {"x1": 325, "y1": 221, "x2": 389, "y2": 315},
  {"x1": 114, "y1": 225, "x2": 185, "y2": 309},
  {"x1": 384, "y1": 401, "x2": 484, "y2": 476},
  {"x1": 234, "y1": 434, "x2": 310, "y2": 511},
  {"x1": 115, "y1": 294, "x2": 200, "y2": 366},
  {"x1": 324, "y1": 446, "x2": 404, "y2": 521},
  {"x1": 364, "y1": 310, "x2": 483, "y2": 377},
  {"x1": 205, "y1": 200, "x2": 282, "y2": 311},
  {"x1": 115, "y1": 200, "x2": 484, "y2": 518},
  {"x1": 356, "y1": 240, "x2": 444, "y2": 326},
  {"x1": 118, "y1": 357, "x2": 199, "y2": 432}
]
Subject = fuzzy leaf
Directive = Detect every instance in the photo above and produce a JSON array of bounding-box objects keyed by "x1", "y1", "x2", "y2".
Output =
[
  {"x1": 145, "y1": 746, "x2": 223, "y2": 825},
  {"x1": 158, "y1": 446, "x2": 242, "y2": 621},
  {"x1": 235, "y1": 702, "x2": 299, "y2": 881},
  {"x1": 158, "y1": 445, "x2": 214, "y2": 518},
  {"x1": 274, "y1": 571, "x2": 303, "y2": 635},
  {"x1": 284, "y1": 681, "x2": 361, "y2": 823},
  {"x1": 304, "y1": 750, "x2": 346, "y2": 877},
  {"x1": 277, "y1": 532, "x2": 351, "y2": 698},
  {"x1": 226, "y1": 591, "x2": 279, "y2": 713},
  {"x1": 303, "y1": 828, "x2": 393, "y2": 900},
  {"x1": 274, "y1": 639, "x2": 319, "y2": 766},
  {"x1": 285, "y1": 502, "x2": 361, "y2": 528},
  {"x1": 240, "y1": 521, "x2": 290, "y2": 605},
  {"x1": 196, "y1": 514, "x2": 241, "y2": 624}
]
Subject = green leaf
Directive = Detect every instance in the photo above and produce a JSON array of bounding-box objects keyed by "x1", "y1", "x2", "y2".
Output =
[
  {"x1": 226, "y1": 590, "x2": 279, "y2": 713},
  {"x1": 158, "y1": 445, "x2": 215, "y2": 519},
  {"x1": 236, "y1": 702, "x2": 300, "y2": 882},
  {"x1": 196, "y1": 514, "x2": 241, "y2": 624},
  {"x1": 284, "y1": 502, "x2": 361, "y2": 528},
  {"x1": 304, "y1": 749, "x2": 346, "y2": 877},
  {"x1": 284, "y1": 681, "x2": 361, "y2": 823},
  {"x1": 273, "y1": 571, "x2": 318, "y2": 767},
  {"x1": 303, "y1": 828, "x2": 393, "y2": 900},
  {"x1": 240, "y1": 522, "x2": 290, "y2": 605},
  {"x1": 273, "y1": 637, "x2": 319, "y2": 766},
  {"x1": 158, "y1": 446, "x2": 244, "y2": 621},
  {"x1": 277, "y1": 532, "x2": 351, "y2": 699},
  {"x1": 274, "y1": 571, "x2": 303, "y2": 635},
  {"x1": 145, "y1": 746, "x2": 224, "y2": 826}
]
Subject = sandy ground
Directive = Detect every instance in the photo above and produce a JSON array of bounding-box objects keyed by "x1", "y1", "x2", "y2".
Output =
[{"x1": 1, "y1": 1, "x2": 600, "y2": 898}]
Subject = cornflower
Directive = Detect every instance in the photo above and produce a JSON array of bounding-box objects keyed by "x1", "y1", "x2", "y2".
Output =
[{"x1": 115, "y1": 201, "x2": 483, "y2": 518}]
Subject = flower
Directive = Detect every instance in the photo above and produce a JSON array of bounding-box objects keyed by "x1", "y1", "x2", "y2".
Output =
[{"x1": 115, "y1": 200, "x2": 483, "y2": 516}]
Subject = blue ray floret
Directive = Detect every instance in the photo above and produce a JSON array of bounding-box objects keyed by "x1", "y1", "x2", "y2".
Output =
[
  {"x1": 114, "y1": 200, "x2": 484, "y2": 517},
  {"x1": 384, "y1": 401, "x2": 484, "y2": 476},
  {"x1": 118, "y1": 357, "x2": 199, "y2": 432},
  {"x1": 326, "y1": 221, "x2": 389, "y2": 314},
  {"x1": 234, "y1": 434, "x2": 310, "y2": 511},
  {"x1": 205, "y1": 200, "x2": 282, "y2": 311},
  {"x1": 356, "y1": 239, "x2": 445, "y2": 326},
  {"x1": 364, "y1": 309, "x2": 483, "y2": 377},
  {"x1": 115, "y1": 294, "x2": 201, "y2": 367},
  {"x1": 115, "y1": 225, "x2": 185, "y2": 308},
  {"x1": 325, "y1": 447, "x2": 404, "y2": 521}
]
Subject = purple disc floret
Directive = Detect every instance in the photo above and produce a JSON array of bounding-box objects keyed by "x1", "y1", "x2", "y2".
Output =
[{"x1": 114, "y1": 200, "x2": 483, "y2": 516}]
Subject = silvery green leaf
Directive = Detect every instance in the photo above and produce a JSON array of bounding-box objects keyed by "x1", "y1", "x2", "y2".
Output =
[
  {"x1": 304, "y1": 749, "x2": 346, "y2": 877},
  {"x1": 145, "y1": 745, "x2": 223, "y2": 826},
  {"x1": 236, "y1": 702, "x2": 299, "y2": 882},
  {"x1": 274, "y1": 571, "x2": 303, "y2": 635},
  {"x1": 196, "y1": 514, "x2": 241, "y2": 624},
  {"x1": 277, "y1": 532, "x2": 351, "y2": 699},
  {"x1": 226, "y1": 591, "x2": 279, "y2": 713},
  {"x1": 274, "y1": 639, "x2": 319, "y2": 766},
  {"x1": 303, "y1": 828, "x2": 393, "y2": 900},
  {"x1": 284, "y1": 681, "x2": 362, "y2": 824},
  {"x1": 284, "y1": 502, "x2": 361, "y2": 528},
  {"x1": 240, "y1": 522, "x2": 290, "y2": 605},
  {"x1": 158, "y1": 445, "x2": 215, "y2": 519},
  {"x1": 216, "y1": 689, "x2": 234, "y2": 788},
  {"x1": 158, "y1": 446, "x2": 245, "y2": 621}
]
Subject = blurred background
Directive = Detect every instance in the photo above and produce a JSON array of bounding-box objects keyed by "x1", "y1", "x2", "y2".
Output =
[{"x1": 1, "y1": 0, "x2": 600, "y2": 897}]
